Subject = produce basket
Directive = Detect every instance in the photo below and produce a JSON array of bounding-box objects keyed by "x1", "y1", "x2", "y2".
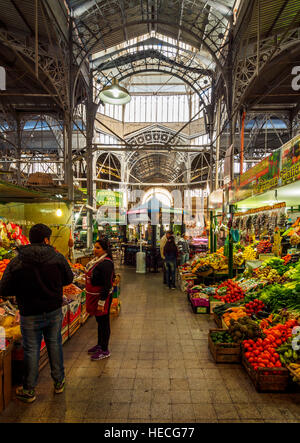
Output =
[
  {"x1": 208, "y1": 329, "x2": 241, "y2": 363},
  {"x1": 242, "y1": 351, "x2": 289, "y2": 392}
]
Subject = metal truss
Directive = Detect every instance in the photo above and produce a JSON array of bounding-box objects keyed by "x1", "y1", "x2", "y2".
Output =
[
  {"x1": 0, "y1": 1, "x2": 72, "y2": 112},
  {"x1": 233, "y1": 3, "x2": 300, "y2": 112},
  {"x1": 71, "y1": 0, "x2": 233, "y2": 78}
]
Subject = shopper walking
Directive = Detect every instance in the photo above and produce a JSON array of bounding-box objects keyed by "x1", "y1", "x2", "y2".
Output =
[
  {"x1": 163, "y1": 236, "x2": 178, "y2": 289},
  {"x1": 85, "y1": 239, "x2": 115, "y2": 361},
  {"x1": 160, "y1": 230, "x2": 173, "y2": 284},
  {"x1": 0, "y1": 223, "x2": 73, "y2": 403},
  {"x1": 178, "y1": 235, "x2": 190, "y2": 265}
]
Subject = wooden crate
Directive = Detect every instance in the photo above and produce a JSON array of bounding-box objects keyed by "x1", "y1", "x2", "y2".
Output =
[
  {"x1": 208, "y1": 329, "x2": 241, "y2": 363},
  {"x1": 0, "y1": 341, "x2": 13, "y2": 412},
  {"x1": 242, "y1": 352, "x2": 289, "y2": 392}
]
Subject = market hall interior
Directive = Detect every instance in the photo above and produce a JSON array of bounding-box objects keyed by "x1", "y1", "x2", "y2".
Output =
[{"x1": 0, "y1": 267, "x2": 299, "y2": 423}]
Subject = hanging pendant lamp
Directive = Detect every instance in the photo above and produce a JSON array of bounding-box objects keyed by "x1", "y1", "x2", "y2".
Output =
[{"x1": 99, "y1": 78, "x2": 131, "y2": 105}]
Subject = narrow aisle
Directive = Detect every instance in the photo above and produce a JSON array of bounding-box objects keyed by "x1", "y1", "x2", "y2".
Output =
[{"x1": 1, "y1": 267, "x2": 299, "y2": 423}]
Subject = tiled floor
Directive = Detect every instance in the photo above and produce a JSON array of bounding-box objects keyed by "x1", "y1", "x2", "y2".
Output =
[{"x1": 1, "y1": 267, "x2": 300, "y2": 423}]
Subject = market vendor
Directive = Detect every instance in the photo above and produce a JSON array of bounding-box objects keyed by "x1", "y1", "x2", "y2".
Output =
[
  {"x1": 85, "y1": 239, "x2": 115, "y2": 361},
  {"x1": 0, "y1": 223, "x2": 73, "y2": 403}
]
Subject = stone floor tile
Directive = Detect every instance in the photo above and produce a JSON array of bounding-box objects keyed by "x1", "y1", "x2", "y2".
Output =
[
  {"x1": 106, "y1": 403, "x2": 130, "y2": 420},
  {"x1": 214, "y1": 404, "x2": 240, "y2": 420},
  {"x1": 128, "y1": 402, "x2": 151, "y2": 420},
  {"x1": 235, "y1": 403, "x2": 263, "y2": 420},
  {"x1": 193, "y1": 403, "x2": 217, "y2": 420},
  {"x1": 170, "y1": 390, "x2": 192, "y2": 404},
  {"x1": 170, "y1": 378, "x2": 190, "y2": 391},
  {"x1": 172, "y1": 403, "x2": 195, "y2": 421},
  {"x1": 151, "y1": 402, "x2": 172, "y2": 420}
]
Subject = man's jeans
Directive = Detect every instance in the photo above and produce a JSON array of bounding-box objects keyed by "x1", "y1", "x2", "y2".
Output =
[
  {"x1": 20, "y1": 307, "x2": 64, "y2": 390},
  {"x1": 165, "y1": 259, "x2": 177, "y2": 288},
  {"x1": 180, "y1": 253, "x2": 190, "y2": 265}
]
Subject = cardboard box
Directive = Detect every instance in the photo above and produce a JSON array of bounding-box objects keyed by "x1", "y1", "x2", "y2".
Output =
[
  {"x1": 68, "y1": 300, "x2": 81, "y2": 324},
  {"x1": 61, "y1": 304, "x2": 69, "y2": 329}
]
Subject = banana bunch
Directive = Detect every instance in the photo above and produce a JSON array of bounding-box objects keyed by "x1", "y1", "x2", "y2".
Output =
[
  {"x1": 265, "y1": 269, "x2": 281, "y2": 283},
  {"x1": 242, "y1": 245, "x2": 257, "y2": 261},
  {"x1": 289, "y1": 363, "x2": 300, "y2": 382}
]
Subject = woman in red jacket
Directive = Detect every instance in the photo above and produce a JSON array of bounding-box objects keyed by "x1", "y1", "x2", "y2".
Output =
[{"x1": 85, "y1": 239, "x2": 115, "y2": 360}]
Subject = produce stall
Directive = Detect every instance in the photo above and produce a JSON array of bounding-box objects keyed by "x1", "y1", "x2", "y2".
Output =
[{"x1": 178, "y1": 246, "x2": 300, "y2": 392}]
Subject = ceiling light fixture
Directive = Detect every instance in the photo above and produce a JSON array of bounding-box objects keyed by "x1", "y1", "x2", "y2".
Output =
[{"x1": 99, "y1": 78, "x2": 131, "y2": 105}]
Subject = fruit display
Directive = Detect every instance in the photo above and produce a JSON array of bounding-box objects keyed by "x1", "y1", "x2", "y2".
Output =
[
  {"x1": 70, "y1": 262, "x2": 85, "y2": 272},
  {"x1": 63, "y1": 283, "x2": 82, "y2": 298},
  {"x1": 214, "y1": 280, "x2": 245, "y2": 303},
  {"x1": 256, "y1": 240, "x2": 272, "y2": 254},
  {"x1": 0, "y1": 259, "x2": 10, "y2": 276},
  {"x1": 242, "y1": 245, "x2": 257, "y2": 261},
  {"x1": 222, "y1": 306, "x2": 248, "y2": 327},
  {"x1": 228, "y1": 316, "x2": 265, "y2": 343},
  {"x1": 191, "y1": 252, "x2": 228, "y2": 273},
  {"x1": 261, "y1": 257, "x2": 286, "y2": 274},
  {"x1": 253, "y1": 266, "x2": 282, "y2": 283}
]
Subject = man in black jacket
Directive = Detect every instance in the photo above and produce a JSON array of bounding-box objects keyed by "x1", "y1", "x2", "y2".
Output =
[{"x1": 0, "y1": 223, "x2": 73, "y2": 403}]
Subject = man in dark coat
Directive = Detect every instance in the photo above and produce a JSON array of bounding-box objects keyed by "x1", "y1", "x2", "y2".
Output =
[{"x1": 0, "y1": 223, "x2": 73, "y2": 403}]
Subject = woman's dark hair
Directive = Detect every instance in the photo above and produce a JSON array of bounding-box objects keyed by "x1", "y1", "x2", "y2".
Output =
[{"x1": 95, "y1": 238, "x2": 113, "y2": 261}]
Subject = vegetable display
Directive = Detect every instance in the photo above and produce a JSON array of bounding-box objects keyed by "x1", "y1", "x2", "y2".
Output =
[
  {"x1": 214, "y1": 280, "x2": 245, "y2": 303},
  {"x1": 210, "y1": 331, "x2": 235, "y2": 344},
  {"x1": 242, "y1": 319, "x2": 298, "y2": 371}
]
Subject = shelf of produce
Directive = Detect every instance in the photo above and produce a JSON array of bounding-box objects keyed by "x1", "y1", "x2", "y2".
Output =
[
  {"x1": 242, "y1": 352, "x2": 289, "y2": 392},
  {"x1": 208, "y1": 329, "x2": 241, "y2": 363}
]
